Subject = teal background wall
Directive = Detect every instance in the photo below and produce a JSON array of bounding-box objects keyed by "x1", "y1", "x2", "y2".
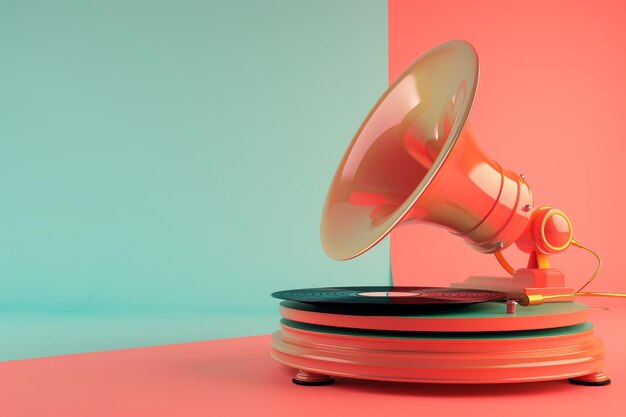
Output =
[{"x1": 0, "y1": 0, "x2": 388, "y2": 360}]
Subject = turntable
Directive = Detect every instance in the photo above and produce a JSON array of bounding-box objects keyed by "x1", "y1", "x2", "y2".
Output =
[{"x1": 271, "y1": 40, "x2": 623, "y2": 387}]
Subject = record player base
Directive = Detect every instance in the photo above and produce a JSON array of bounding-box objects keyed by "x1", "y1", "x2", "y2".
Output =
[
  {"x1": 273, "y1": 338, "x2": 608, "y2": 385},
  {"x1": 272, "y1": 304, "x2": 609, "y2": 385}
]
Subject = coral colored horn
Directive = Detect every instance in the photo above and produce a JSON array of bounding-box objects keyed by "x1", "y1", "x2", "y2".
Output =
[{"x1": 321, "y1": 40, "x2": 534, "y2": 261}]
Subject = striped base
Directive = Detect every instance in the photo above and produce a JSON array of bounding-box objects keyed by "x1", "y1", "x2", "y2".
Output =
[{"x1": 272, "y1": 301, "x2": 609, "y2": 384}]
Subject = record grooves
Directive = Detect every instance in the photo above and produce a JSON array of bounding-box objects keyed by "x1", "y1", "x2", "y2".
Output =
[{"x1": 272, "y1": 286, "x2": 507, "y2": 313}]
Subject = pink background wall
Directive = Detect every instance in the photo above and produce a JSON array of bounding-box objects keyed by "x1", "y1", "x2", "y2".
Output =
[{"x1": 389, "y1": 0, "x2": 626, "y2": 292}]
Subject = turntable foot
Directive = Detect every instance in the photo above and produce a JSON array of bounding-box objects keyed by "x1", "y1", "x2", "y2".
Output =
[
  {"x1": 292, "y1": 370, "x2": 335, "y2": 386},
  {"x1": 568, "y1": 371, "x2": 611, "y2": 386}
]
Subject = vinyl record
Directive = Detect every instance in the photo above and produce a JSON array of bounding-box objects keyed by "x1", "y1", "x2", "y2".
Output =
[{"x1": 272, "y1": 286, "x2": 506, "y2": 312}]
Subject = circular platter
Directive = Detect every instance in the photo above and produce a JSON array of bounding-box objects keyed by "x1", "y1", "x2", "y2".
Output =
[{"x1": 279, "y1": 300, "x2": 589, "y2": 332}]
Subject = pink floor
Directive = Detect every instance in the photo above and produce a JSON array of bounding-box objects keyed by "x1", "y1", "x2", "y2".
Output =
[{"x1": 2, "y1": 305, "x2": 625, "y2": 417}]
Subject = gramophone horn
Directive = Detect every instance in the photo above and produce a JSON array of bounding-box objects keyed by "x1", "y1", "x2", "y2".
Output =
[{"x1": 321, "y1": 40, "x2": 533, "y2": 260}]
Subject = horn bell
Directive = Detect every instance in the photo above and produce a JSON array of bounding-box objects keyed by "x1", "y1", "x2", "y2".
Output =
[{"x1": 321, "y1": 40, "x2": 532, "y2": 260}]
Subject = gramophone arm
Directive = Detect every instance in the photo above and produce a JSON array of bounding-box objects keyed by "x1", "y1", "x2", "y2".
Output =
[
  {"x1": 490, "y1": 205, "x2": 612, "y2": 306},
  {"x1": 494, "y1": 239, "x2": 620, "y2": 306}
]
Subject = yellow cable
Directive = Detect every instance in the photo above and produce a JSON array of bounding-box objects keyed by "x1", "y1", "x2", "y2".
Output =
[
  {"x1": 570, "y1": 240, "x2": 601, "y2": 294},
  {"x1": 577, "y1": 292, "x2": 626, "y2": 298}
]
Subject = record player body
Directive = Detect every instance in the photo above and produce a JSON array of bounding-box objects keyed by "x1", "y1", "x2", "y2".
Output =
[
  {"x1": 271, "y1": 299, "x2": 608, "y2": 385},
  {"x1": 270, "y1": 40, "x2": 614, "y2": 387}
]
